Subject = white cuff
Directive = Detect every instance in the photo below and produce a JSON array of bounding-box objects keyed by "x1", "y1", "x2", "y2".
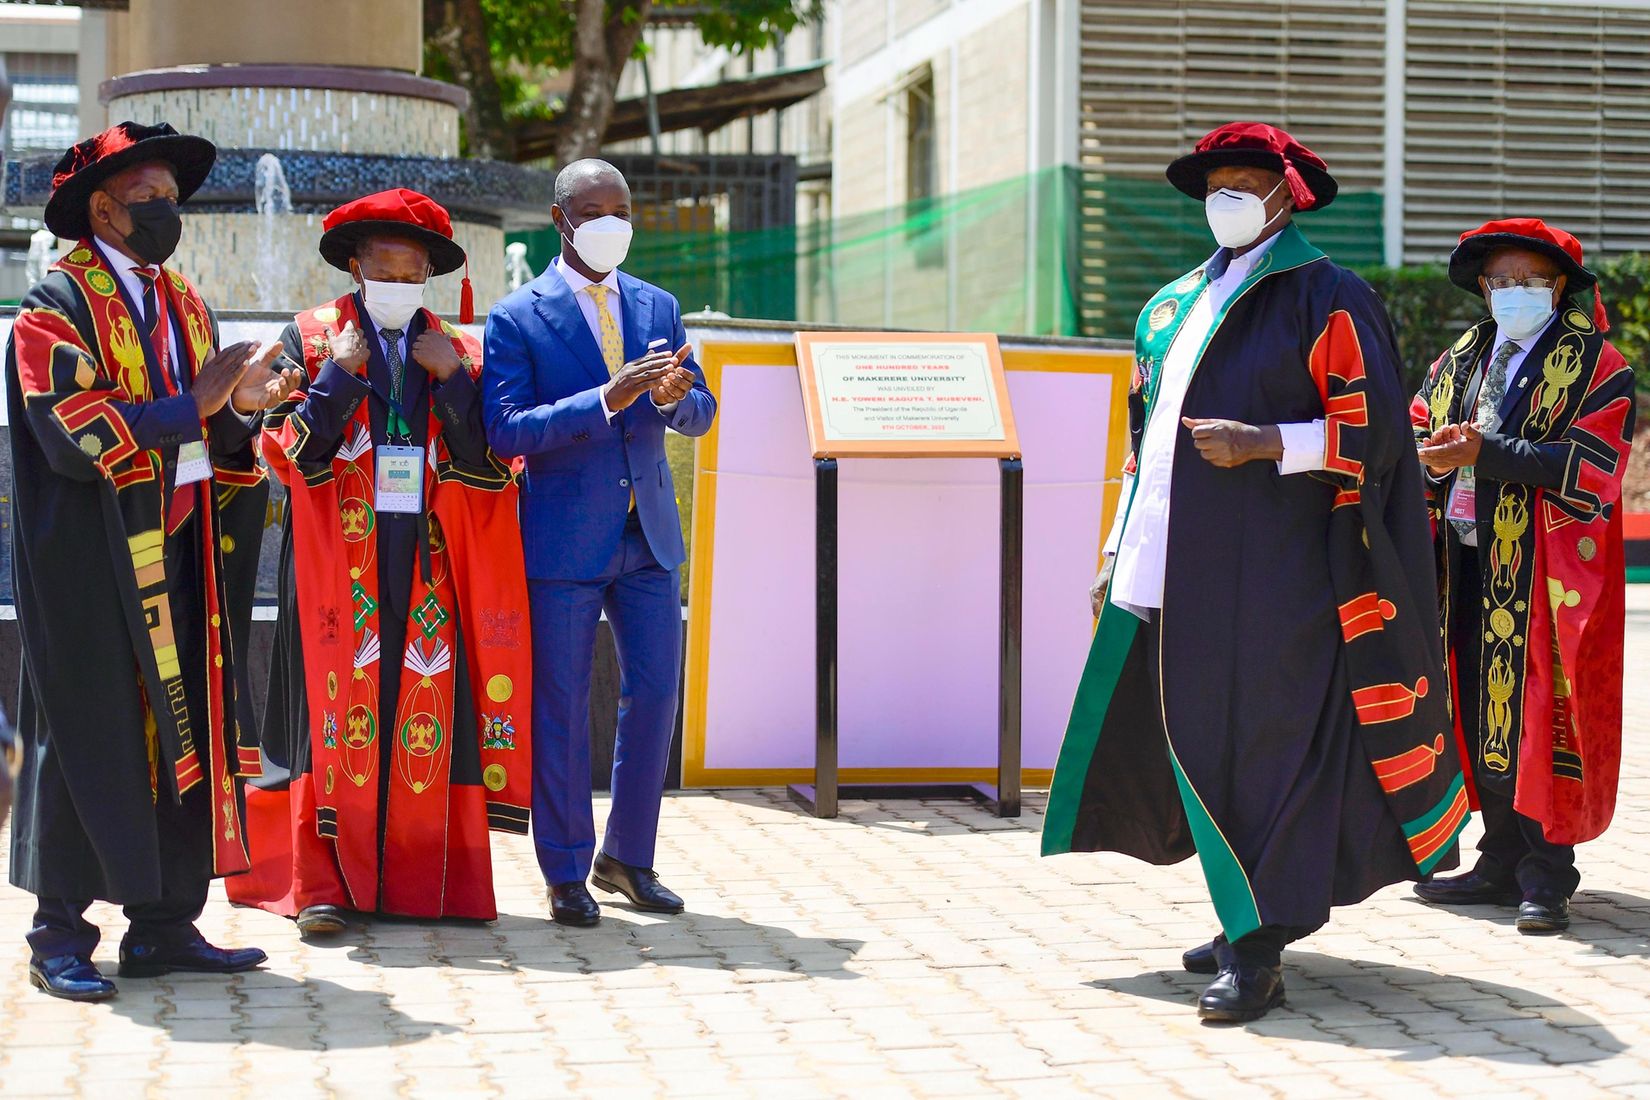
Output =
[
  {"x1": 1275, "y1": 419, "x2": 1328, "y2": 475},
  {"x1": 1102, "y1": 472, "x2": 1133, "y2": 556},
  {"x1": 652, "y1": 398, "x2": 680, "y2": 415},
  {"x1": 600, "y1": 382, "x2": 618, "y2": 422}
]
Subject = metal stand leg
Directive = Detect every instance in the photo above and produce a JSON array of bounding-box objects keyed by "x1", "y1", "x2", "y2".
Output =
[
  {"x1": 995, "y1": 457, "x2": 1023, "y2": 818},
  {"x1": 789, "y1": 456, "x2": 1021, "y2": 820},
  {"x1": 790, "y1": 458, "x2": 839, "y2": 818}
]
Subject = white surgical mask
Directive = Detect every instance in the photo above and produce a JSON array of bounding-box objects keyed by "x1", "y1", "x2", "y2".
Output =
[
  {"x1": 359, "y1": 278, "x2": 426, "y2": 331},
  {"x1": 1489, "y1": 285, "x2": 1556, "y2": 342},
  {"x1": 563, "y1": 214, "x2": 634, "y2": 273},
  {"x1": 1204, "y1": 180, "x2": 1286, "y2": 250}
]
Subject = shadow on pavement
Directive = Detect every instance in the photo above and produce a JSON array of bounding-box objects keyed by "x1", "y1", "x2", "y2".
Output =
[
  {"x1": 1567, "y1": 890, "x2": 1650, "y2": 956},
  {"x1": 759, "y1": 798, "x2": 1042, "y2": 838},
  {"x1": 342, "y1": 909, "x2": 866, "y2": 981},
  {"x1": 1087, "y1": 951, "x2": 1624, "y2": 1061},
  {"x1": 105, "y1": 971, "x2": 460, "y2": 1049},
  {"x1": 1401, "y1": 890, "x2": 1650, "y2": 957}
]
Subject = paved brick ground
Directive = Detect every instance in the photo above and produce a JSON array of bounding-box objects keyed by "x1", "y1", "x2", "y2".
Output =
[{"x1": 2, "y1": 588, "x2": 1648, "y2": 1098}]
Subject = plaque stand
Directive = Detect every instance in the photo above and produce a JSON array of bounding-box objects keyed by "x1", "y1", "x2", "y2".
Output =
[{"x1": 787, "y1": 456, "x2": 1023, "y2": 819}]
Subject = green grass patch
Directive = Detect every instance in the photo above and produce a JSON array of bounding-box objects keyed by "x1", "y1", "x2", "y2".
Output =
[{"x1": 666, "y1": 431, "x2": 696, "y2": 601}]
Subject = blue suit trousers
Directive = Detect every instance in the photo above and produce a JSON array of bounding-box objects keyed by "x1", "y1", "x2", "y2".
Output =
[{"x1": 529, "y1": 512, "x2": 682, "y2": 885}]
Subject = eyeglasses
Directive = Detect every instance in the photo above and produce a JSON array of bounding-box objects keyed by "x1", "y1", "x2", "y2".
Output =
[{"x1": 1484, "y1": 276, "x2": 1557, "y2": 291}]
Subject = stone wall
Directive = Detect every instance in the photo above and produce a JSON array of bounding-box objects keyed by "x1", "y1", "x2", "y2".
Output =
[
  {"x1": 832, "y1": 2, "x2": 1033, "y2": 218},
  {"x1": 108, "y1": 87, "x2": 461, "y2": 158},
  {"x1": 175, "y1": 213, "x2": 503, "y2": 319}
]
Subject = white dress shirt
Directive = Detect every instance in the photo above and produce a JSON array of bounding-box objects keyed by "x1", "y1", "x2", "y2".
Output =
[
  {"x1": 1103, "y1": 229, "x2": 1326, "y2": 617},
  {"x1": 551, "y1": 257, "x2": 677, "y2": 420},
  {"x1": 554, "y1": 255, "x2": 623, "y2": 349},
  {"x1": 99, "y1": 240, "x2": 184, "y2": 390}
]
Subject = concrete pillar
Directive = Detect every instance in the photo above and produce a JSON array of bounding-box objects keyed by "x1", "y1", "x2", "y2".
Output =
[{"x1": 124, "y1": 0, "x2": 422, "y2": 73}]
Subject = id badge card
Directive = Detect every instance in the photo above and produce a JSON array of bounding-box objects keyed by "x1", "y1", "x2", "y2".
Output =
[
  {"x1": 375, "y1": 445, "x2": 425, "y2": 514},
  {"x1": 175, "y1": 440, "x2": 213, "y2": 486},
  {"x1": 1445, "y1": 465, "x2": 1477, "y2": 525}
]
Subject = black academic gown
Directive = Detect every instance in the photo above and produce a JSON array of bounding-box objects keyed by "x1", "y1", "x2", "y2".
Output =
[
  {"x1": 5, "y1": 269, "x2": 262, "y2": 905},
  {"x1": 1046, "y1": 232, "x2": 1463, "y2": 944}
]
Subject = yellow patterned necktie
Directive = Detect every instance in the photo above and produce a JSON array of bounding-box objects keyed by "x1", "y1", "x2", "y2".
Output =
[
  {"x1": 586, "y1": 283, "x2": 634, "y2": 511},
  {"x1": 586, "y1": 284, "x2": 624, "y2": 375}
]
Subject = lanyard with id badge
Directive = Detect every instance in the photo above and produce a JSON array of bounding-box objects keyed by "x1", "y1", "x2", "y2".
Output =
[
  {"x1": 372, "y1": 346, "x2": 426, "y2": 516},
  {"x1": 1445, "y1": 465, "x2": 1478, "y2": 526},
  {"x1": 376, "y1": 445, "x2": 424, "y2": 514}
]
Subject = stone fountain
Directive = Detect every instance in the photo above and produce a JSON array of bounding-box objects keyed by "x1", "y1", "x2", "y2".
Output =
[{"x1": 0, "y1": 0, "x2": 553, "y2": 316}]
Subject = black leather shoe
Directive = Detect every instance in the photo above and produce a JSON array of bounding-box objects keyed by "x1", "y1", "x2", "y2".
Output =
[
  {"x1": 1182, "y1": 938, "x2": 1220, "y2": 975},
  {"x1": 1517, "y1": 889, "x2": 1572, "y2": 935},
  {"x1": 118, "y1": 936, "x2": 267, "y2": 978},
  {"x1": 28, "y1": 955, "x2": 116, "y2": 1002},
  {"x1": 591, "y1": 851, "x2": 685, "y2": 914},
  {"x1": 1197, "y1": 964, "x2": 1285, "y2": 1023},
  {"x1": 1414, "y1": 870, "x2": 1521, "y2": 907},
  {"x1": 295, "y1": 905, "x2": 347, "y2": 937},
  {"x1": 550, "y1": 881, "x2": 602, "y2": 928}
]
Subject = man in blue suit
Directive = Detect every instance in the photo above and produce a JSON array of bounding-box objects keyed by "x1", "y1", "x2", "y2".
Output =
[{"x1": 483, "y1": 160, "x2": 716, "y2": 927}]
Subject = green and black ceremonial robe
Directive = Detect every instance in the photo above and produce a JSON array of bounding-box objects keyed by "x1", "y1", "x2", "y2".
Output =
[{"x1": 1042, "y1": 224, "x2": 1469, "y2": 943}]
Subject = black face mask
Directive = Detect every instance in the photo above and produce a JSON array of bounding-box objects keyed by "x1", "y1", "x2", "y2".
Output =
[{"x1": 113, "y1": 197, "x2": 183, "y2": 266}]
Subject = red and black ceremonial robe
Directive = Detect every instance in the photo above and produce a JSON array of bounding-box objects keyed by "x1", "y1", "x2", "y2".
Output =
[
  {"x1": 4, "y1": 240, "x2": 261, "y2": 903},
  {"x1": 230, "y1": 294, "x2": 532, "y2": 921},
  {"x1": 1414, "y1": 309, "x2": 1635, "y2": 845},
  {"x1": 1043, "y1": 224, "x2": 1467, "y2": 944}
]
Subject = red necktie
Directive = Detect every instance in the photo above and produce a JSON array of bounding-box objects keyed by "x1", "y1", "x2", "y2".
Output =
[{"x1": 138, "y1": 267, "x2": 196, "y2": 535}]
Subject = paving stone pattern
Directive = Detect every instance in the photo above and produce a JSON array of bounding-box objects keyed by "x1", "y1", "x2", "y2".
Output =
[{"x1": 3, "y1": 590, "x2": 1649, "y2": 1098}]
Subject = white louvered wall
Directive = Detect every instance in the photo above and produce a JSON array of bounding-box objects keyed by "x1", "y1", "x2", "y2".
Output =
[
  {"x1": 1405, "y1": 1, "x2": 1650, "y2": 260},
  {"x1": 1075, "y1": 2, "x2": 1388, "y2": 332},
  {"x1": 1078, "y1": 2, "x2": 1389, "y2": 188},
  {"x1": 1076, "y1": 0, "x2": 1650, "y2": 273}
]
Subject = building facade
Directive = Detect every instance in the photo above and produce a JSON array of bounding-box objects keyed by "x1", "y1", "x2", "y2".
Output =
[{"x1": 829, "y1": 0, "x2": 1650, "y2": 336}]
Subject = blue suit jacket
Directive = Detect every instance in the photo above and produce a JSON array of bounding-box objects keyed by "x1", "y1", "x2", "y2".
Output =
[{"x1": 482, "y1": 267, "x2": 716, "y2": 581}]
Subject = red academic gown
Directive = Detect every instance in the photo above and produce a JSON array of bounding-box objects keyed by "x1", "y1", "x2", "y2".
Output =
[
  {"x1": 228, "y1": 295, "x2": 531, "y2": 920},
  {"x1": 1413, "y1": 308, "x2": 1636, "y2": 845}
]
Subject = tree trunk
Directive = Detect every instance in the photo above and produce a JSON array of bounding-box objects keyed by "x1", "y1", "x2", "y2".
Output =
[
  {"x1": 425, "y1": 0, "x2": 516, "y2": 160},
  {"x1": 555, "y1": 0, "x2": 652, "y2": 164}
]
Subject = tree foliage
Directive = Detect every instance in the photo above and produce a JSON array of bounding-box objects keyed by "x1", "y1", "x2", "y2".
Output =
[
  {"x1": 425, "y1": 0, "x2": 821, "y2": 164},
  {"x1": 1359, "y1": 257, "x2": 1650, "y2": 404}
]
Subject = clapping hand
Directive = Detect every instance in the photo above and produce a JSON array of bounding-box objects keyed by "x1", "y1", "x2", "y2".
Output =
[
  {"x1": 231, "y1": 342, "x2": 303, "y2": 413},
  {"x1": 1417, "y1": 422, "x2": 1482, "y2": 474},
  {"x1": 191, "y1": 341, "x2": 258, "y2": 418},
  {"x1": 650, "y1": 345, "x2": 695, "y2": 406}
]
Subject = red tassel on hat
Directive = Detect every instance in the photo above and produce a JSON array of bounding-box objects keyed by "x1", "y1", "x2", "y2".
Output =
[
  {"x1": 459, "y1": 257, "x2": 474, "y2": 325},
  {"x1": 1282, "y1": 164, "x2": 1316, "y2": 212},
  {"x1": 1593, "y1": 284, "x2": 1610, "y2": 333}
]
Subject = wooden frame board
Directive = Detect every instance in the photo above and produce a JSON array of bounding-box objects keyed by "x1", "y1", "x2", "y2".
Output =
[
  {"x1": 681, "y1": 338, "x2": 1133, "y2": 789},
  {"x1": 793, "y1": 331, "x2": 1021, "y2": 458}
]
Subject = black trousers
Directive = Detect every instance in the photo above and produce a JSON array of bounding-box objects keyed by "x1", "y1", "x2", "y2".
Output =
[
  {"x1": 27, "y1": 787, "x2": 210, "y2": 960},
  {"x1": 28, "y1": 515, "x2": 215, "y2": 961},
  {"x1": 1142, "y1": 615, "x2": 1321, "y2": 969},
  {"x1": 1451, "y1": 540, "x2": 1579, "y2": 898}
]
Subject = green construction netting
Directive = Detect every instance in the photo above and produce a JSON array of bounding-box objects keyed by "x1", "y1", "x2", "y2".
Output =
[{"x1": 508, "y1": 166, "x2": 1386, "y2": 341}]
